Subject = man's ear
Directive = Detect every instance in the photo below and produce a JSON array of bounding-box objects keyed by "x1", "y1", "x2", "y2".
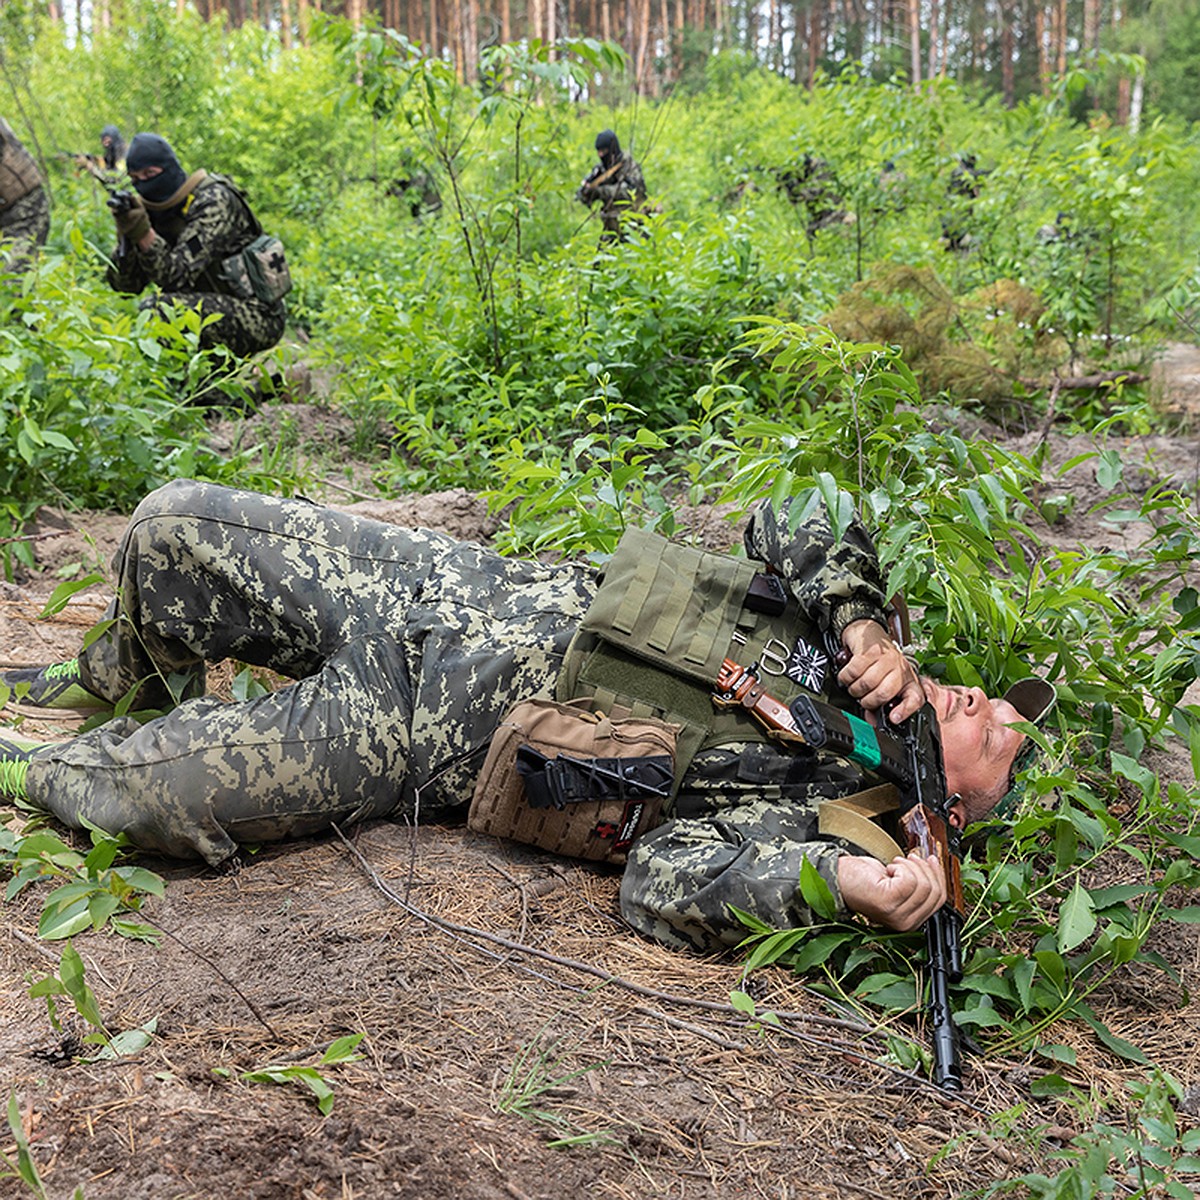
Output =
[{"x1": 947, "y1": 800, "x2": 967, "y2": 831}]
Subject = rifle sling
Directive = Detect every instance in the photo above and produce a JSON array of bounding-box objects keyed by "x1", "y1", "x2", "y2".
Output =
[{"x1": 818, "y1": 786, "x2": 903, "y2": 863}]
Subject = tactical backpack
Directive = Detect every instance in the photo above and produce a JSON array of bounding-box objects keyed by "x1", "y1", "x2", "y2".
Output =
[{"x1": 214, "y1": 175, "x2": 292, "y2": 306}]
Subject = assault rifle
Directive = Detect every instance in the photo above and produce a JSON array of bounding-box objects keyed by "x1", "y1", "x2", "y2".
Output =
[
  {"x1": 713, "y1": 658, "x2": 965, "y2": 1091},
  {"x1": 58, "y1": 152, "x2": 133, "y2": 213},
  {"x1": 576, "y1": 156, "x2": 623, "y2": 203}
]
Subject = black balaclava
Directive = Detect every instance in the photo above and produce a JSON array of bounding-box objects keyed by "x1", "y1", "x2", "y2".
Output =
[
  {"x1": 595, "y1": 129, "x2": 620, "y2": 164},
  {"x1": 126, "y1": 133, "x2": 187, "y2": 204}
]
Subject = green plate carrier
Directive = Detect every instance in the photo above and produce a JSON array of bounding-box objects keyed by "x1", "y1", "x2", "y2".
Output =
[{"x1": 556, "y1": 526, "x2": 835, "y2": 797}]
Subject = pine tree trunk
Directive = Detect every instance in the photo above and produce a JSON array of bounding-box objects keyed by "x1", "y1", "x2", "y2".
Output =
[
  {"x1": 908, "y1": 0, "x2": 920, "y2": 85},
  {"x1": 1083, "y1": 0, "x2": 1098, "y2": 52},
  {"x1": 637, "y1": 0, "x2": 651, "y2": 91},
  {"x1": 927, "y1": 0, "x2": 939, "y2": 77},
  {"x1": 1000, "y1": 1, "x2": 1014, "y2": 106},
  {"x1": 451, "y1": 0, "x2": 464, "y2": 80}
]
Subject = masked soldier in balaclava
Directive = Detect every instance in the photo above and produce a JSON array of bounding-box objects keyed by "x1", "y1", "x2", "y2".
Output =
[
  {"x1": 99, "y1": 125, "x2": 125, "y2": 172},
  {"x1": 0, "y1": 117, "x2": 51, "y2": 275},
  {"x1": 107, "y1": 132, "x2": 285, "y2": 361},
  {"x1": 576, "y1": 129, "x2": 647, "y2": 243}
]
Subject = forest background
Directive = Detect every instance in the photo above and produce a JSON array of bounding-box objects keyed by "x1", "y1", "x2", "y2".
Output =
[{"x1": 4, "y1": 0, "x2": 1200, "y2": 1194}]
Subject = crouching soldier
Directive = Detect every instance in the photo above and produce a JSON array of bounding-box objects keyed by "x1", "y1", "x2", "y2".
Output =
[{"x1": 107, "y1": 132, "x2": 287, "y2": 360}]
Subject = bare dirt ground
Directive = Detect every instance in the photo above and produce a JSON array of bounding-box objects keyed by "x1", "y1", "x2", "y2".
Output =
[{"x1": 2, "y1": 361, "x2": 1200, "y2": 1200}]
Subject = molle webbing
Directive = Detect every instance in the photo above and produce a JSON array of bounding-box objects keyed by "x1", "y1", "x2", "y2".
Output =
[{"x1": 557, "y1": 526, "x2": 822, "y2": 794}]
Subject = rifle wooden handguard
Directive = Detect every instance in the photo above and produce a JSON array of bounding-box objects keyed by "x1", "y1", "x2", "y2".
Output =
[{"x1": 899, "y1": 804, "x2": 965, "y2": 916}]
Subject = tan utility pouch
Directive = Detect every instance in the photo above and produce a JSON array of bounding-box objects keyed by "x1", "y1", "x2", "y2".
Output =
[{"x1": 468, "y1": 698, "x2": 677, "y2": 865}]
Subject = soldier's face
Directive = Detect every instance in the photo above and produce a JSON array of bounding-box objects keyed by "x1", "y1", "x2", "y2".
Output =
[
  {"x1": 129, "y1": 165, "x2": 163, "y2": 183},
  {"x1": 921, "y1": 680, "x2": 1025, "y2": 825}
]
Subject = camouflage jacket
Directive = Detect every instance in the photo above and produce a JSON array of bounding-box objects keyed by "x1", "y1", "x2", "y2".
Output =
[
  {"x1": 577, "y1": 152, "x2": 646, "y2": 216},
  {"x1": 107, "y1": 174, "x2": 264, "y2": 300},
  {"x1": 618, "y1": 497, "x2": 895, "y2": 952}
]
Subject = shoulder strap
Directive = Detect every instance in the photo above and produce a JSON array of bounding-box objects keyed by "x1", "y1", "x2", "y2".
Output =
[{"x1": 818, "y1": 784, "x2": 903, "y2": 863}]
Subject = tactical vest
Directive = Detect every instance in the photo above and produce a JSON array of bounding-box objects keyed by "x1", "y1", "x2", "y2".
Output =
[
  {"x1": 0, "y1": 120, "x2": 43, "y2": 209},
  {"x1": 146, "y1": 174, "x2": 262, "y2": 297},
  {"x1": 556, "y1": 526, "x2": 858, "y2": 795}
]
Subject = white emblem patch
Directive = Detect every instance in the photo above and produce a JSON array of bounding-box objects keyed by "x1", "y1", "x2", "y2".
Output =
[{"x1": 786, "y1": 638, "x2": 828, "y2": 692}]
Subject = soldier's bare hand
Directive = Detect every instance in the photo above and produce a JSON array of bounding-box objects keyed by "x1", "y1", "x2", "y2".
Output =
[
  {"x1": 837, "y1": 618, "x2": 923, "y2": 721},
  {"x1": 836, "y1": 851, "x2": 946, "y2": 931}
]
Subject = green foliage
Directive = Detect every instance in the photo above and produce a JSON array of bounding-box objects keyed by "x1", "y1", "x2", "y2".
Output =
[
  {"x1": 2, "y1": 823, "x2": 164, "y2": 942},
  {"x1": 236, "y1": 1034, "x2": 365, "y2": 1116},
  {"x1": 494, "y1": 1015, "x2": 613, "y2": 1145},
  {"x1": 25, "y1": 941, "x2": 157, "y2": 1062},
  {"x1": 977, "y1": 1072, "x2": 1200, "y2": 1200},
  {"x1": 0, "y1": 1092, "x2": 84, "y2": 1200}
]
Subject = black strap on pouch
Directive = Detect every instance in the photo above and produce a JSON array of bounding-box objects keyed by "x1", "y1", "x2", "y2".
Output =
[{"x1": 516, "y1": 747, "x2": 674, "y2": 811}]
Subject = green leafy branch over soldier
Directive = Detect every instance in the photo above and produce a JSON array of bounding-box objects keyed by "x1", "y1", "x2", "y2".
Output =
[{"x1": 0, "y1": 482, "x2": 1053, "y2": 967}]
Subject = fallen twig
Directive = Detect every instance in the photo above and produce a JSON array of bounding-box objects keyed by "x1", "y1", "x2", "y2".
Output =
[
  {"x1": 332, "y1": 823, "x2": 989, "y2": 1109},
  {"x1": 0, "y1": 530, "x2": 73, "y2": 547}
]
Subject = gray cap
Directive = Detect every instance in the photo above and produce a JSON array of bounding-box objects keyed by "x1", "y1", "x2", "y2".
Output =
[
  {"x1": 1002, "y1": 677, "x2": 1056, "y2": 727},
  {"x1": 998, "y1": 677, "x2": 1057, "y2": 809}
]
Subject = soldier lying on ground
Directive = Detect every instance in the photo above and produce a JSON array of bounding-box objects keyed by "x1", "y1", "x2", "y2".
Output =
[
  {"x1": 106, "y1": 132, "x2": 285, "y2": 360},
  {"x1": 0, "y1": 117, "x2": 50, "y2": 275},
  {"x1": 0, "y1": 481, "x2": 1052, "y2": 953}
]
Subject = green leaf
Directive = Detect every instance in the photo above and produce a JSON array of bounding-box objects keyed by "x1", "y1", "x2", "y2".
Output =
[
  {"x1": 1030, "y1": 1074, "x2": 1073, "y2": 1097},
  {"x1": 1035, "y1": 950, "x2": 1068, "y2": 994},
  {"x1": 320, "y1": 1034, "x2": 365, "y2": 1065},
  {"x1": 1033, "y1": 1043, "x2": 1077, "y2": 1065},
  {"x1": 1161, "y1": 907, "x2": 1200, "y2": 923},
  {"x1": 798, "y1": 858, "x2": 838, "y2": 921},
  {"x1": 729, "y1": 990, "x2": 757, "y2": 1017},
  {"x1": 39, "y1": 572, "x2": 105, "y2": 619},
  {"x1": 1075, "y1": 1003, "x2": 1148, "y2": 1064},
  {"x1": 38, "y1": 897, "x2": 94, "y2": 941},
  {"x1": 6, "y1": 1091, "x2": 45, "y2": 1193},
  {"x1": 1095, "y1": 450, "x2": 1123, "y2": 490},
  {"x1": 1057, "y1": 883, "x2": 1097, "y2": 953}
]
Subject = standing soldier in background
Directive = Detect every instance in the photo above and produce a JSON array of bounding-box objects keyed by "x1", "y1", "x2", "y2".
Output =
[
  {"x1": 941, "y1": 153, "x2": 985, "y2": 253},
  {"x1": 107, "y1": 131, "x2": 286, "y2": 361},
  {"x1": 100, "y1": 125, "x2": 125, "y2": 172},
  {"x1": 576, "y1": 129, "x2": 647, "y2": 243},
  {"x1": 0, "y1": 117, "x2": 50, "y2": 274}
]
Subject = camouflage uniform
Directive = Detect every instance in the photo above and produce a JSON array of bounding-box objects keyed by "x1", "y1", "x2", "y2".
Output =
[
  {"x1": 577, "y1": 152, "x2": 647, "y2": 241},
  {"x1": 107, "y1": 175, "x2": 284, "y2": 357},
  {"x1": 24, "y1": 486, "x2": 893, "y2": 955},
  {"x1": 619, "y1": 498, "x2": 894, "y2": 953},
  {"x1": 25, "y1": 480, "x2": 595, "y2": 865},
  {"x1": 0, "y1": 119, "x2": 50, "y2": 273}
]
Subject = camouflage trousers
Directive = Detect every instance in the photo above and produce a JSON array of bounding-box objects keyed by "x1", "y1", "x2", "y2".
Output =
[
  {"x1": 142, "y1": 291, "x2": 285, "y2": 357},
  {"x1": 26, "y1": 480, "x2": 459, "y2": 865},
  {"x1": 0, "y1": 186, "x2": 50, "y2": 273}
]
